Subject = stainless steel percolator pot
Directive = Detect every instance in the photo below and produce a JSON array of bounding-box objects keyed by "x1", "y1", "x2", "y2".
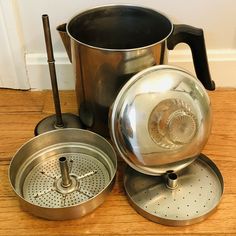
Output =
[{"x1": 57, "y1": 5, "x2": 215, "y2": 136}]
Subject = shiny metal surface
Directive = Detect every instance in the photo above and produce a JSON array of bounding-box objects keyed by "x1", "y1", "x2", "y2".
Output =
[
  {"x1": 124, "y1": 154, "x2": 224, "y2": 226},
  {"x1": 9, "y1": 128, "x2": 117, "y2": 220},
  {"x1": 110, "y1": 65, "x2": 212, "y2": 175},
  {"x1": 58, "y1": 5, "x2": 172, "y2": 136}
]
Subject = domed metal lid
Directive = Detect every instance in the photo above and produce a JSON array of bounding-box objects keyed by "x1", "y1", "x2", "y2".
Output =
[{"x1": 109, "y1": 65, "x2": 212, "y2": 175}]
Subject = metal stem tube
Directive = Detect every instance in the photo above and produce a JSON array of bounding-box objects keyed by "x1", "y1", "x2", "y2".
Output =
[
  {"x1": 59, "y1": 157, "x2": 72, "y2": 187},
  {"x1": 166, "y1": 172, "x2": 178, "y2": 189},
  {"x1": 42, "y1": 14, "x2": 64, "y2": 128}
]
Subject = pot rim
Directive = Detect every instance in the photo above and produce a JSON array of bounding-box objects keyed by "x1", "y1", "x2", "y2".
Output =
[{"x1": 66, "y1": 4, "x2": 174, "y2": 52}]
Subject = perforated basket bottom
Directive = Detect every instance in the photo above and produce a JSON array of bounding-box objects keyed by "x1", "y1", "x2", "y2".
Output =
[
  {"x1": 23, "y1": 153, "x2": 110, "y2": 208},
  {"x1": 124, "y1": 154, "x2": 223, "y2": 226}
]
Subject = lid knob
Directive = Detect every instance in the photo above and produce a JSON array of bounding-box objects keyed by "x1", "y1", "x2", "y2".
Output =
[{"x1": 149, "y1": 99, "x2": 197, "y2": 149}]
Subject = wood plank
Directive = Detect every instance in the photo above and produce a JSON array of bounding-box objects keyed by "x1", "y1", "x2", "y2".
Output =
[
  {"x1": 42, "y1": 90, "x2": 79, "y2": 114},
  {"x1": 0, "y1": 89, "x2": 235, "y2": 235},
  {"x1": 0, "y1": 89, "x2": 44, "y2": 113}
]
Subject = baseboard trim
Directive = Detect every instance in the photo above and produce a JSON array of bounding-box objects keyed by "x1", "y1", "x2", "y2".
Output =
[
  {"x1": 26, "y1": 49, "x2": 236, "y2": 90},
  {"x1": 26, "y1": 53, "x2": 74, "y2": 90},
  {"x1": 169, "y1": 49, "x2": 236, "y2": 88}
]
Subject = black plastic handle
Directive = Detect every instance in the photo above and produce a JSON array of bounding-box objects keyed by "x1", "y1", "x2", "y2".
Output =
[{"x1": 167, "y1": 24, "x2": 215, "y2": 90}]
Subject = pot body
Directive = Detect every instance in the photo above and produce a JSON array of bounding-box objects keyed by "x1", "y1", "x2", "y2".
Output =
[
  {"x1": 58, "y1": 5, "x2": 214, "y2": 137},
  {"x1": 72, "y1": 40, "x2": 167, "y2": 136}
]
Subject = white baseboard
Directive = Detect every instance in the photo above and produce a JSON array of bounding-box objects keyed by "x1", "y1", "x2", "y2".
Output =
[
  {"x1": 168, "y1": 49, "x2": 236, "y2": 88},
  {"x1": 26, "y1": 49, "x2": 236, "y2": 90},
  {"x1": 26, "y1": 53, "x2": 75, "y2": 90}
]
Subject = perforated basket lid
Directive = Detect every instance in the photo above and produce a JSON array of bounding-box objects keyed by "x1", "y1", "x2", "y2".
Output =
[
  {"x1": 109, "y1": 65, "x2": 212, "y2": 175},
  {"x1": 124, "y1": 154, "x2": 224, "y2": 226}
]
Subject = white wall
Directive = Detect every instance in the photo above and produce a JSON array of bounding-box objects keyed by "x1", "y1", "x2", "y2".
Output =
[
  {"x1": 0, "y1": 1, "x2": 29, "y2": 89},
  {"x1": 14, "y1": 0, "x2": 236, "y2": 89}
]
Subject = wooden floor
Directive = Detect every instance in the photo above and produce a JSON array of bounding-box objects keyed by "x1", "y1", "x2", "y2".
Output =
[{"x1": 0, "y1": 89, "x2": 236, "y2": 235}]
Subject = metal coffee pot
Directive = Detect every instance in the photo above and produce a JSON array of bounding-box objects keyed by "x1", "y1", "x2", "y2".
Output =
[{"x1": 57, "y1": 5, "x2": 215, "y2": 137}]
